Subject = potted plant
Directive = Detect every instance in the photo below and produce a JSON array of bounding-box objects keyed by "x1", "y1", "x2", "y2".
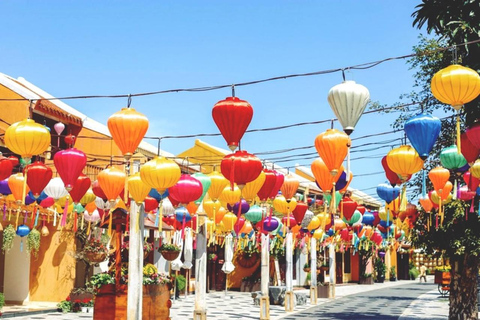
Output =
[
  {"x1": 158, "y1": 243, "x2": 181, "y2": 261},
  {"x1": 2, "y1": 224, "x2": 15, "y2": 253},
  {"x1": 26, "y1": 228, "x2": 41, "y2": 257},
  {"x1": 316, "y1": 268, "x2": 330, "y2": 298},
  {"x1": 389, "y1": 266, "x2": 397, "y2": 281},
  {"x1": 303, "y1": 262, "x2": 311, "y2": 273},
  {"x1": 374, "y1": 258, "x2": 386, "y2": 283},
  {"x1": 434, "y1": 265, "x2": 451, "y2": 284},
  {"x1": 358, "y1": 238, "x2": 375, "y2": 285},
  {"x1": 121, "y1": 241, "x2": 154, "y2": 261},
  {"x1": 80, "y1": 298, "x2": 93, "y2": 313},
  {"x1": 83, "y1": 237, "x2": 109, "y2": 263},
  {"x1": 57, "y1": 296, "x2": 73, "y2": 313},
  {"x1": 409, "y1": 262, "x2": 420, "y2": 280},
  {"x1": 0, "y1": 292, "x2": 5, "y2": 315},
  {"x1": 87, "y1": 272, "x2": 115, "y2": 293},
  {"x1": 319, "y1": 262, "x2": 329, "y2": 272}
]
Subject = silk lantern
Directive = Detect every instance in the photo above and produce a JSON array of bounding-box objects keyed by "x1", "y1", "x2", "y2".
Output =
[
  {"x1": 144, "y1": 196, "x2": 158, "y2": 212},
  {"x1": 207, "y1": 171, "x2": 229, "y2": 201},
  {"x1": 204, "y1": 199, "x2": 222, "y2": 220},
  {"x1": 54, "y1": 122, "x2": 65, "y2": 147},
  {"x1": 54, "y1": 148, "x2": 87, "y2": 191},
  {"x1": 5, "y1": 119, "x2": 51, "y2": 162},
  {"x1": 339, "y1": 197, "x2": 357, "y2": 220},
  {"x1": 256, "y1": 169, "x2": 277, "y2": 202},
  {"x1": 227, "y1": 199, "x2": 250, "y2": 215},
  {"x1": 24, "y1": 161, "x2": 52, "y2": 198},
  {"x1": 280, "y1": 173, "x2": 299, "y2": 201},
  {"x1": 404, "y1": 113, "x2": 441, "y2": 160},
  {"x1": 98, "y1": 167, "x2": 126, "y2": 203},
  {"x1": 140, "y1": 156, "x2": 181, "y2": 193},
  {"x1": 463, "y1": 171, "x2": 480, "y2": 191},
  {"x1": 241, "y1": 170, "x2": 265, "y2": 202},
  {"x1": 386, "y1": 145, "x2": 424, "y2": 182},
  {"x1": 44, "y1": 177, "x2": 69, "y2": 200},
  {"x1": 212, "y1": 96, "x2": 253, "y2": 151},
  {"x1": 471, "y1": 160, "x2": 480, "y2": 179},
  {"x1": 192, "y1": 172, "x2": 211, "y2": 205},
  {"x1": 0, "y1": 156, "x2": 14, "y2": 181},
  {"x1": 272, "y1": 196, "x2": 297, "y2": 214},
  {"x1": 219, "y1": 185, "x2": 241, "y2": 206},
  {"x1": 292, "y1": 202, "x2": 308, "y2": 225},
  {"x1": 168, "y1": 174, "x2": 203, "y2": 205},
  {"x1": 8, "y1": 173, "x2": 29, "y2": 203},
  {"x1": 428, "y1": 167, "x2": 450, "y2": 192},
  {"x1": 460, "y1": 132, "x2": 480, "y2": 165},
  {"x1": 268, "y1": 171, "x2": 285, "y2": 200},
  {"x1": 222, "y1": 211, "x2": 238, "y2": 232},
  {"x1": 314, "y1": 129, "x2": 350, "y2": 176},
  {"x1": 220, "y1": 150, "x2": 262, "y2": 189},
  {"x1": 107, "y1": 107, "x2": 149, "y2": 160},
  {"x1": 327, "y1": 80, "x2": 370, "y2": 135},
  {"x1": 466, "y1": 123, "x2": 480, "y2": 149},
  {"x1": 92, "y1": 180, "x2": 107, "y2": 200},
  {"x1": 311, "y1": 158, "x2": 334, "y2": 192},
  {"x1": 128, "y1": 173, "x2": 151, "y2": 205},
  {"x1": 440, "y1": 145, "x2": 467, "y2": 171},
  {"x1": 376, "y1": 184, "x2": 400, "y2": 204},
  {"x1": 69, "y1": 174, "x2": 91, "y2": 203},
  {"x1": 381, "y1": 156, "x2": 402, "y2": 186},
  {"x1": 245, "y1": 205, "x2": 263, "y2": 224}
]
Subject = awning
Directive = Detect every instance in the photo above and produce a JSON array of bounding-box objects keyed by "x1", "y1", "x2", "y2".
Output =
[{"x1": 34, "y1": 99, "x2": 83, "y2": 126}]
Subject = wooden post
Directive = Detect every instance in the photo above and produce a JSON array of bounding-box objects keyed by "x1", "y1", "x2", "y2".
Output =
[
  {"x1": 127, "y1": 202, "x2": 144, "y2": 320},
  {"x1": 260, "y1": 233, "x2": 270, "y2": 320},
  {"x1": 193, "y1": 212, "x2": 207, "y2": 320},
  {"x1": 309, "y1": 237, "x2": 317, "y2": 305},
  {"x1": 285, "y1": 232, "x2": 294, "y2": 311}
]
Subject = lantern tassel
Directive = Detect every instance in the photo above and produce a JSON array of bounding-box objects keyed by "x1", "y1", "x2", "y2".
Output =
[
  {"x1": 34, "y1": 208, "x2": 40, "y2": 228},
  {"x1": 61, "y1": 197, "x2": 69, "y2": 227},
  {"x1": 399, "y1": 185, "x2": 407, "y2": 212},
  {"x1": 15, "y1": 208, "x2": 20, "y2": 229},
  {"x1": 346, "y1": 148, "x2": 351, "y2": 182},
  {"x1": 81, "y1": 214, "x2": 84, "y2": 230},
  {"x1": 108, "y1": 210, "x2": 113, "y2": 236},
  {"x1": 53, "y1": 207, "x2": 57, "y2": 226},
  {"x1": 331, "y1": 183, "x2": 336, "y2": 214},
  {"x1": 22, "y1": 169, "x2": 28, "y2": 205},
  {"x1": 159, "y1": 202, "x2": 163, "y2": 233},
  {"x1": 456, "y1": 111, "x2": 461, "y2": 154},
  {"x1": 3, "y1": 203, "x2": 6, "y2": 221},
  {"x1": 422, "y1": 170, "x2": 426, "y2": 198},
  {"x1": 340, "y1": 197, "x2": 344, "y2": 219},
  {"x1": 470, "y1": 198, "x2": 475, "y2": 213},
  {"x1": 73, "y1": 211, "x2": 78, "y2": 232},
  {"x1": 213, "y1": 204, "x2": 216, "y2": 231},
  {"x1": 453, "y1": 179, "x2": 457, "y2": 200},
  {"x1": 87, "y1": 221, "x2": 91, "y2": 235},
  {"x1": 182, "y1": 215, "x2": 186, "y2": 239}
]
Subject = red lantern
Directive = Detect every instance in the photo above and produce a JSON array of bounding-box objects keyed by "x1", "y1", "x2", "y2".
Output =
[
  {"x1": 8, "y1": 156, "x2": 19, "y2": 168},
  {"x1": 463, "y1": 171, "x2": 480, "y2": 191},
  {"x1": 69, "y1": 174, "x2": 91, "y2": 203},
  {"x1": 92, "y1": 180, "x2": 107, "y2": 200},
  {"x1": 144, "y1": 196, "x2": 159, "y2": 212},
  {"x1": 356, "y1": 205, "x2": 366, "y2": 215},
  {"x1": 0, "y1": 156, "x2": 14, "y2": 181},
  {"x1": 466, "y1": 122, "x2": 480, "y2": 149},
  {"x1": 212, "y1": 96, "x2": 253, "y2": 151},
  {"x1": 220, "y1": 150, "x2": 262, "y2": 189},
  {"x1": 381, "y1": 156, "x2": 401, "y2": 186},
  {"x1": 257, "y1": 169, "x2": 277, "y2": 202},
  {"x1": 461, "y1": 132, "x2": 480, "y2": 165},
  {"x1": 24, "y1": 161, "x2": 52, "y2": 197},
  {"x1": 292, "y1": 202, "x2": 308, "y2": 224},
  {"x1": 64, "y1": 134, "x2": 76, "y2": 146},
  {"x1": 54, "y1": 148, "x2": 87, "y2": 191},
  {"x1": 340, "y1": 197, "x2": 357, "y2": 220},
  {"x1": 282, "y1": 216, "x2": 297, "y2": 228},
  {"x1": 268, "y1": 171, "x2": 284, "y2": 200},
  {"x1": 168, "y1": 174, "x2": 203, "y2": 205}
]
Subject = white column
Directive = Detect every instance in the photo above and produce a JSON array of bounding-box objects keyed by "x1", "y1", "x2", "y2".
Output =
[
  {"x1": 328, "y1": 243, "x2": 336, "y2": 298},
  {"x1": 285, "y1": 232, "x2": 293, "y2": 291},
  {"x1": 194, "y1": 212, "x2": 207, "y2": 318},
  {"x1": 127, "y1": 202, "x2": 144, "y2": 320},
  {"x1": 310, "y1": 237, "x2": 317, "y2": 287},
  {"x1": 261, "y1": 233, "x2": 270, "y2": 295}
]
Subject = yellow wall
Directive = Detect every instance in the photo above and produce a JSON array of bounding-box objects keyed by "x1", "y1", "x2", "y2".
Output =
[{"x1": 0, "y1": 85, "x2": 30, "y2": 139}]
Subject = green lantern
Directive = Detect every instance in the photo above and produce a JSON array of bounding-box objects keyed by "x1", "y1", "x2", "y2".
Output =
[{"x1": 440, "y1": 145, "x2": 467, "y2": 171}]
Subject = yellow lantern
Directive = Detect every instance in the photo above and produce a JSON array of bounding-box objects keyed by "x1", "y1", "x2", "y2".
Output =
[
  {"x1": 5, "y1": 119, "x2": 51, "y2": 162},
  {"x1": 307, "y1": 215, "x2": 321, "y2": 231},
  {"x1": 313, "y1": 228, "x2": 324, "y2": 240},
  {"x1": 222, "y1": 212, "x2": 237, "y2": 231},
  {"x1": 471, "y1": 159, "x2": 480, "y2": 179},
  {"x1": 140, "y1": 157, "x2": 181, "y2": 194},
  {"x1": 317, "y1": 212, "x2": 331, "y2": 227},
  {"x1": 203, "y1": 199, "x2": 222, "y2": 220},
  {"x1": 219, "y1": 184, "x2": 241, "y2": 206},
  {"x1": 107, "y1": 107, "x2": 149, "y2": 160},
  {"x1": 379, "y1": 206, "x2": 394, "y2": 222},
  {"x1": 273, "y1": 196, "x2": 297, "y2": 214},
  {"x1": 80, "y1": 188, "x2": 97, "y2": 206},
  {"x1": 241, "y1": 171, "x2": 266, "y2": 202},
  {"x1": 128, "y1": 173, "x2": 151, "y2": 205},
  {"x1": 207, "y1": 171, "x2": 229, "y2": 201},
  {"x1": 386, "y1": 145, "x2": 424, "y2": 181}
]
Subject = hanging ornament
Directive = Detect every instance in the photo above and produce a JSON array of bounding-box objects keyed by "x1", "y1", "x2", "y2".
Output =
[
  {"x1": 5, "y1": 119, "x2": 51, "y2": 163},
  {"x1": 168, "y1": 174, "x2": 203, "y2": 206},
  {"x1": 404, "y1": 113, "x2": 441, "y2": 160},
  {"x1": 241, "y1": 171, "x2": 266, "y2": 203},
  {"x1": 54, "y1": 148, "x2": 87, "y2": 191},
  {"x1": 69, "y1": 174, "x2": 91, "y2": 203},
  {"x1": 24, "y1": 161, "x2": 52, "y2": 198},
  {"x1": 128, "y1": 173, "x2": 151, "y2": 205},
  {"x1": 386, "y1": 145, "x2": 424, "y2": 182},
  {"x1": 220, "y1": 150, "x2": 262, "y2": 190},
  {"x1": 460, "y1": 132, "x2": 480, "y2": 165},
  {"x1": 268, "y1": 170, "x2": 285, "y2": 200},
  {"x1": 440, "y1": 145, "x2": 467, "y2": 171},
  {"x1": 98, "y1": 167, "x2": 126, "y2": 203},
  {"x1": 256, "y1": 169, "x2": 277, "y2": 202},
  {"x1": 466, "y1": 122, "x2": 480, "y2": 149},
  {"x1": 0, "y1": 156, "x2": 14, "y2": 181},
  {"x1": 54, "y1": 122, "x2": 65, "y2": 147},
  {"x1": 192, "y1": 172, "x2": 211, "y2": 205},
  {"x1": 314, "y1": 129, "x2": 350, "y2": 176},
  {"x1": 280, "y1": 174, "x2": 299, "y2": 202},
  {"x1": 140, "y1": 156, "x2": 181, "y2": 194},
  {"x1": 212, "y1": 96, "x2": 253, "y2": 151},
  {"x1": 8, "y1": 173, "x2": 29, "y2": 204},
  {"x1": 428, "y1": 167, "x2": 450, "y2": 193}
]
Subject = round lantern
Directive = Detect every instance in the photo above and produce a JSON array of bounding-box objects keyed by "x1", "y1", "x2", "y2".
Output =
[
  {"x1": 212, "y1": 96, "x2": 253, "y2": 151},
  {"x1": 431, "y1": 65, "x2": 480, "y2": 110},
  {"x1": 98, "y1": 167, "x2": 126, "y2": 203},
  {"x1": 64, "y1": 134, "x2": 76, "y2": 146},
  {"x1": 376, "y1": 183, "x2": 400, "y2": 204},
  {"x1": 428, "y1": 167, "x2": 450, "y2": 192},
  {"x1": 0, "y1": 156, "x2": 14, "y2": 181},
  {"x1": 220, "y1": 150, "x2": 262, "y2": 189},
  {"x1": 311, "y1": 158, "x2": 334, "y2": 192},
  {"x1": 263, "y1": 216, "x2": 280, "y2": 232},
  {"x1": 272, "y1": 196, "x2": 297, "y2": 214},
  {"x1": 140, "y1": 156, "x2": 181, "y2": 193},
  {"x1": 245, "y1": 205, "x2": 263, "y2": 224},
  {"x1": 227, "y1": 199, "x2": 250, "y2": 215},
  {"x1": 241, "y1": 171, "x2": 265, "y2": 202},
  {"x1": 404, "y1": 113, "x2": 441, "y2": 160},
  {"x1": 440, "y1": 145, "x2": 467, "y2": 171},
  {"x1": 386, "y1": 145, "x2": 424, "y2": 181},
  {"x1": 5, "y1": 119, "x2": 51, "y2": 162},
  {"x1": 24, "y1": 161, "x2": 52, "y2": 197},
  {"x1": 192, "y1": 172, "x2": 211, "y2": 205},
  {"x1": 327, "y1": 80, "x2": 370, "y2": 135},
  {"x1": 222, "y1": 211, "x2": 238, "y2": 232},
  {"x1": 128, "y1": 173, "x2": 151, "y2": 205},
  {"x1": 107, "y1": 107, "x2": 149, "y2": 160},
  {"x1": 203, "y1": 199, "x2": 224, "y2": 222},
  {"x1": 362, "y1": 211, "x2": 375, "y2": 226},
  {"x1": 168, "y1": 174, "x2": 203, "y2": 205},
  {"x1": 54, "y1": 122, "x2": 65, "y2": 146},
  {"x1": 44, "y1": 177, "x2": 69, "y2": 200},
  {"x1": 219, "y1": 185, "x2": 241, "y2": 206},
  {"x1": 54, "y1": 148, "x2": 87, "y2": 191},
  {"x1": 471, "y1": 160, "x2": 480, "y2": 179},
  {"x1": 207, "y1": 171, "x2": 229, "y2": 201},
  {"x1": 280, "y1": 174, "x2": 299, "y2": 201},
  {"x1": 314, "y1": 129, "x2": 350, "y2": 176},
  {"x1": 463, "y1": 171, "x2": 480, "y2": 191}
]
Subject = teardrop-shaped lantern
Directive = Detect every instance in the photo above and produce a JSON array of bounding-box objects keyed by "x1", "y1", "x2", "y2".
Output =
[
  {"x1": 207, "y1": 171, "x2": 229, "y2": 201},
  {"x1": 92, "y1": 180, "x2": 107, "y2": 200},
  {"x1": 327, "y1": 80, "x2": 370, "y2": 135},
  {"x1": 292, "y1": 202, "x2": 308, "y2": 225},
  {"x1": 128, "y1": 173, "x2": 151, "y2": 205},
  {"x1": 220, "y1": 150, "x2": 262, "y2": 189},
  {"x1": 381, "y1": 156, "x2": 402, "y2": 186},
  {"x1": 222, "y1": 211, "x2": 238, "y2": 232},
  {"x1": 168, "y1": 174, "x2": 203, "y2": 205},
  {"x1": 419, "y1": 196, "x2": 433, "y2": 213},
  {"x1": 107, "y1": 107, "x2": 149, "y2": 160},
  {"x1": 80, "y1": 188, "x2": 96, "y2": 206},
  {"x1": 280, "y1": 174, "x2": 299, "y2": 201},
  {"x1": 44, "y1": 177, "x2": 69, "y2": 200},
  {"x1": 463, "y1": 171, "x2": 480, "y2": 191},
  {"x1": 460, "y1": 132, "x2": 480, "y2": 165},
  {"x1": 69, "y1": 174, "x2": 91, "y2": 203},
  {"x1": 440, "y1": 145, "x2": 467, "y2": 171},
  {"x1": 376, "y1": 183, "x2": 400, "y2": 204},
  {"x1": 241, "y1": 170, "x2": 266, "y2": 202},
  {"x1": 24, "y1": 161, "x2": 52, "y2": 198},
  {"x1": 8, "y1": 173, "x2": 29, "y2": 203},
  {"x1": 314, "y1": 129, "x2": 350, "y2": 176},
  {"x1": 203, "y1": 199, "x2": 223, "y2": 220},
  {"x1": 0, "y1": 156, "x2": 14, "y2": 181},
  {"x1": 140, "y1": 156, "x2": 181, "y2": 194},
  {"x1": 212, "y1": 96, "x2": 253, "y2": 151},
  {"x1": 311, "y1": 158, "x2": 334, "y2": 192},
  {"x1": 431, "y1": 65, "x2": 480, "y2": 110},
  {"x1": 54, "y1": 148, "x2": 87, "y2": 191},
  {"x1": 466, "y1": 123, "x2": 480, "y2": 149},
  {"x1": 192, "y1": 172, "x2": 211, "y2": 205},
  {"x1": 273, "y1": 196, "x2": 297, "y2": 214},
  {"x1": 386, "y1": 145, "x2": 424, "y2": 181},
  {"x1": 98, "y1": 167, "x2": 126, "y2": 203},
  {"x1": 339, "y1": 197, "x2": 357, "y2": 220},
  {"x1": 268, "y1": 171, "x2": 285, "y2": 200},
  {"x1": 428, "y1": 167, "x2": 450, "y2": 193},
  {"x1": 256, "y1": 169, "x2": 276, "y2": 202},
  {"x1": 404, "y1": 113, "x2": 441, "y2": 160},
  {"x1": 5, "y1": 119, "x2": 51, "y2": 162}
]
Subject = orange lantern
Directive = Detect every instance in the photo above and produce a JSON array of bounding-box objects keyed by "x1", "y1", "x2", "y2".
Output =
[
  {"x1": 311, "y1": 158, "x2": 334, "y2": 192},
  {"x1": 334, "y1": 218, "x2": 346, "y2": 231},
  {"x1": 98, "y1": 167, "x2": 126, "y2": 203},
  {"x1": 428, "y1": 167, "x2": 450, "y2": 193},
  {"x1": 386, "y1": 145, "x2": 424, "y2": 182},
  {"x1": 8, "y1": 173, "x2": 29, "y2": 203},
  {"x1": 219, "y1": 184, "x2": 241, "y2": 206},
  {"x1": 280, "y1": 173, "x2": 299, "y2": 201},
  {"x1": 419, "y1": 197, "x2": 433, "y2": 213},
  {"x1": 128, "y1": 173, "x2": 151, "y2": 205},
  {"x1": 5, "y1": 119, "x2": 51, "y2": 162},
  {"x1": 438, "y1": 181, "x2": 453, "y2": 200},
  {"x1": 140, "y1": 157, "x2": 181, "y2": 194},
  {"x1": 85, "y1": 201, "x2": 97, "y2": 213},
  {"x1": 107, "y1": 107, "x2": 149, "y2": 160},
  {"x1": 314, "y1": 129, "x2": 350, "y2": 176},
  {"x1": 241, "y1": 171, "x2": 266, "y2": 202},
  {"x1": 207, "y1": 171, "x2": 229, "y2": 201}
]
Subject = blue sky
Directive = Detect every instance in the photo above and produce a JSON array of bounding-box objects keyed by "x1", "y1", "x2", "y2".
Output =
[{"x1": 1, "y1": 1, "x2": 433, "y2": 201}]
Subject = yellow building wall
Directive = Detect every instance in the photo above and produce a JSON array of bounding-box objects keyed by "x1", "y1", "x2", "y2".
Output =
[
  {"x1": 0, "y1": 85, "x2": 30, "y2": 139},
  {"x1": 177, "y1": 139, "x2": 224, "y2": 173}
]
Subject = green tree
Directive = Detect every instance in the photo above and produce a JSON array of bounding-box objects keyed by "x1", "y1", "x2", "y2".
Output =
[{"x1": 374, "y1": 1, "x2": 480, "y2": 318}]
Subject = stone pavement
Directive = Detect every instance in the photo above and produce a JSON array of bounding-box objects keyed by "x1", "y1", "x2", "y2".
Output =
[{"x1": 2, "y1": 276, "x2": 451, "y2": 319}]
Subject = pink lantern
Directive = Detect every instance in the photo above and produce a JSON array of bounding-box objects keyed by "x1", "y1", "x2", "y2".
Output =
[
  {"x1": 54, "y1": 148, "x2": 87, "y2": 191},
  {"x1": 282, "y1": 216, "x2": 297, "y2": 228},
  {"x1": 54, "y1": 122, "x2": 65, "y2": 147},
  {"x1": 463, "y1": 172, "x2": 480, "y2": 191},
  {"x1": 168, "y1": 174, "x2": 203, "y2": 205},
  {"x1": 458, "y1": 185, "x2": 476, "y2": 201}
]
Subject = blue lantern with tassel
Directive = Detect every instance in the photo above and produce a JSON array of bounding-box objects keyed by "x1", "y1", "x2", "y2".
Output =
[
  {"x1": 16, "y1": 224, "x2": 30, "y2": 252},
  {"x1": 404, "y1": 113, "x2": 441, "y2": 160}
]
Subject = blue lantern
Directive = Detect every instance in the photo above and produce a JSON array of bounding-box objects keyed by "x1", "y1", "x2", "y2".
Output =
[
  {"x1": 362, "y1": 211, "x2": 375, "y2": 226},
  {"x1": 376, "y1": 183, "x2": 400, "y2": 204},
  {"x1": 175, "y1": 206, "x2": 191, "y2": 223},
  {"x1": 149, "y1": 188, "x2": 169, "y2": 202},
  {"x1": 404, "y1": 113, "x2": 441, "y2": 160},
  {"x1": 16, "y1": 224, "x2": 30, "y2": 252}
]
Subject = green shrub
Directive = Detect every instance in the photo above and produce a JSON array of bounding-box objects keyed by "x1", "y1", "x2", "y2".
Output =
[
  {"x1": 175, "y1": 274, "x2": 186, "y2": 292},
  {"x1": 409, "y1": 267, "x2": 420, "y2": 280},
  {"x1": 0, "y1": 292, "x2": 5, "y2": 309}
]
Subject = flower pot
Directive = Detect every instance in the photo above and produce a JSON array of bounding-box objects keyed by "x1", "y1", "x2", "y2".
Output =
[
  {"x1": 303, "y1": 268, "x2": 311, "y2": 273},
  {"x1": 85, "y1": 251, "x2": 107, "y2": 263},
  {"x1": 236, "y1": 253, "x2": 260, "y2": 268},
  {"x1": 160, "y1": 250, "x2": 180, "y2": 261}
]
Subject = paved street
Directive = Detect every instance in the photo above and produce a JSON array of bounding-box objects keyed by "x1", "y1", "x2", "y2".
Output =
[{"x1": 2, "y1": 277, "x2": 450, "y2": 319}]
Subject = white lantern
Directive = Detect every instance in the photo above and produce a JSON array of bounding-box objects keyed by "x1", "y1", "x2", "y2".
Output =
[
  {"x1": 327, "y1": 80, "x2": 370, "y2": 135},
  {"x1": 44, "y1": 177, "x2": 69, "y2": 200}
]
